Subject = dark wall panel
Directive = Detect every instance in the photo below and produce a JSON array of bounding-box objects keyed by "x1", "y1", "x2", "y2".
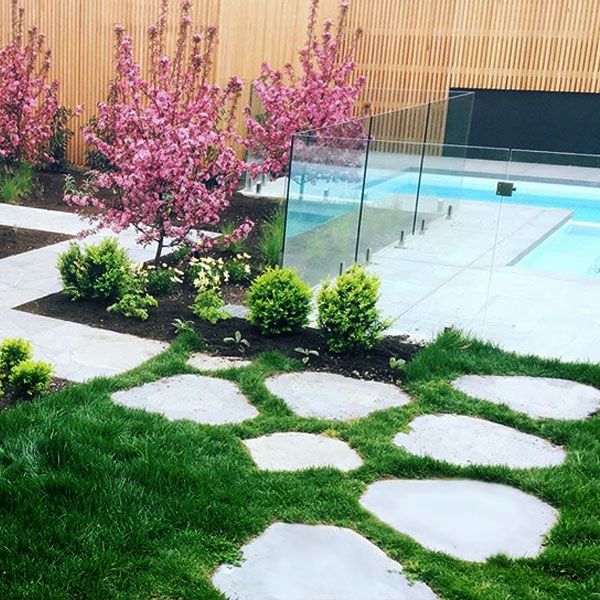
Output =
[{"x1": 451, "y1": 89, "x2": 600, "y2": 156}]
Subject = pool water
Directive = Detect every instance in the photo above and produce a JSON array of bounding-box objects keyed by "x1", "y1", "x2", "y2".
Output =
[
  {"x1": 371, "y1": 173, "x2": 600, "y2": 223},
  {"x1": 517, "y1": 224, "x2": 600, "y2": 277},
  {"x1": 286, "y1": 201, "x2": 353, "y2": 237}
]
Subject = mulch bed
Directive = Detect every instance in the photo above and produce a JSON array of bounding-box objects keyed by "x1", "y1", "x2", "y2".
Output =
[
  {"x1": 0, "y1": 225, "x2": 72, "y2": 260},
  {"x1": 0, "y1": 378, "x2": 71, "y2": 411},
  {"x1": 18, "y1": 280, "x2": 420, "y2": 384},
  {"x1": 15, "y1": 171, "x2": 421, "y2": 383}
]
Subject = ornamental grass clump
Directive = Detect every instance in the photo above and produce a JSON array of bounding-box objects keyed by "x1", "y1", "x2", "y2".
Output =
[
  {"x1": 247, "y1": 267, "x2": 312, "y2": 335},
  {"x1": 317, "y1": 264, "x2": 390, "y2": 353}
]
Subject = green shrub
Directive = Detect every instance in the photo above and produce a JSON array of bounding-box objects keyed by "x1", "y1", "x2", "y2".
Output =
[
  {"x1": 107, "y1": 292, "x2": 158, "y2": 321},
  {"x1": 190, "y1": 290, "x2": 230, "y2": 324},
  {"x1": 0, "y1": 338, "x2": 33, "y2": 379},
  {"x1": 317, "y1": 264, "x2": 390, "y2": 353},
  {"x1": 8, "y1": 359, "x2": 53, "y2": 399},
  {"x1": 146, "y1": 266, "x2": 176, "y2": 296},
  {"x1": 0, "y1": 163, "x2": 34, "y2": 204},
  {"x1": 247, "y1": 267, "x2": 311, "y2": 335},
  {"x1": 257, "y1": 208, "x2": 285, "y2": 268},
  {"x1": 57, "y1": 238, "x2": 134, "y2": 301},
  {"x1": 227, "y1": 253, "x2": 252, "y2": 284}
]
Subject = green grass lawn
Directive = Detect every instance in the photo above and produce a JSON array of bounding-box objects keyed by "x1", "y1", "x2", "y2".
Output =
[{"x1": 0, "y1": 330, "x2": 599, "y2": 599}]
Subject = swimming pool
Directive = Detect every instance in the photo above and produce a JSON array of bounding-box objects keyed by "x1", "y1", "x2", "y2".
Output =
[{"x1": 369, "y1": 172, "x2": 600, "y2": 223}]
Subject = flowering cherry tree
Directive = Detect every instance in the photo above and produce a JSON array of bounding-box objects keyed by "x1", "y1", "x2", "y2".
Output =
[
  {"x1": 0, "y1": 0, "x2": 61, "y2": 166},
  {"x1": 245, "y1": 0, "x2": 367, "y2": 180},
  {"x1": 67, "y1": 0, "x2": 250, "y2": 260}
]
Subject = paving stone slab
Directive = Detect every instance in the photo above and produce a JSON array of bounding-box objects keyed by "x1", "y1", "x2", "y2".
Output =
[
  {"x1": 360, "y1": 479, "x2": 557, "y2": 562},
  {"x1": 394, "y1": 414, "x2": 565, "y2": 468},
  {"x1": 244, "y1": 432, "x2": 363, "y2": 472},
  {"x1": 187, "y1": 353, "x2": 251, "y2": 371},
  {"x1": 264, "y1": 371, "x2": 410, "y2": 420},
  {"x1": 111, "y1": 374, "x2": 258, "y2": 424},
  {"x1": 212, "y1": 522, "x2": 438, "y2": 600},
  {"x1": 452, "y1": 375, "x2": 600, "y2": 420}
]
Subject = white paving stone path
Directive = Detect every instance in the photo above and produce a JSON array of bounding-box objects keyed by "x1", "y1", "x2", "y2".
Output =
[
  {"x1": 244, "y1": 432, "x2": 363, "y2": 471},
  {"x1": 265, "y1": 371, "x2": 411, "y2": 420},
  {"x1": 360, "y1": 479, "x2": 558, "y2": 562},
  {"x1": 212, "y1": 523, "x2": 439, "y2": 600},
  {"x1": 452, "y1": 375, "x2": 600, "y2": 420},
  {"x1": 112, "y1": 374, "x2": 258, "y2": 424},
  {"x1": 187, "y1": 352, "x2": 252, "y2": 371},
  {"x1": 394, "y1": 414, "x2": 566, "y2": 468},
  {"x1": 0, "y1": 203, "x2": 220, "y2": 381}
]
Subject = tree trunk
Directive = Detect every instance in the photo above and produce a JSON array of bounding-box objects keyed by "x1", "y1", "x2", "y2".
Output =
[{"x1": 154, "y1": 234, "x2": 164, "y2": 262}]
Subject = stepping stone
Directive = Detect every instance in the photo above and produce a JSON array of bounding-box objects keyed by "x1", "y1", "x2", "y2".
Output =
[
  {"x1": 187, "y1": 352, "x2": 251, "y2": 371},
  {"x1": 223, "y1": 303, "x2": 250, "y2": 319},
  {"x1": 394, "y1": 414, "x2": 565, "y2": 468},
  {"x1": 452, "y1": 375, "x2": 600, "y2": 420},
  {"x1": 244, "y1": 432, "x2": 363, "y2": 472},
  {"x1": 265, "y1": 371, "x2": 410, "y2": 420},
  {"x1": 212, "y1": 522, "x2": 438, "y2": 600},
  {"x1": 111, "y1": 374, "x2": 258, "y2": 425},
  {"x1": 360, "y1": 479, "x2": 557, "y2": 562}
]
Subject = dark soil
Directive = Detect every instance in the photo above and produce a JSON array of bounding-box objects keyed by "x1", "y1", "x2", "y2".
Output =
[
  {"x1": 0, "y1": 225, "x2": 72, "y2": 260},
  {"x1": 18, "y1": 281, "x2": 420, "y2": 384},
  {"x1": 0, "y1": 378, "x2": 71, "y2": 411}
]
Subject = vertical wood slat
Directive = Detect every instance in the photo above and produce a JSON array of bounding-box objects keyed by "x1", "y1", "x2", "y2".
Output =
[{"x1": 1, "y1": 0, "x2": 599, "y2": 164}]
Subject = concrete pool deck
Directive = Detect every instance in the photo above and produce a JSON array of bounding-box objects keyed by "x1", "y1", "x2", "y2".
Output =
[{"x1": 372, "y1": 200, "x2": 600, "y2": 363}]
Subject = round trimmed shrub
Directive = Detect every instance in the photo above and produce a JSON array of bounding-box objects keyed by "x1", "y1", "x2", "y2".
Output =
[
  {"x1": 247, "y1": 267, "x2": 312, "y2": 335},
  {"x1": 0, "y1": 338, "x2": 32, "y2": 378},
  {"x1": 317, "y1": 264, "x2": 390, "y2": 353},
  {"x1": 8, "y1": 359, "x2": 53, "y2": 399}
]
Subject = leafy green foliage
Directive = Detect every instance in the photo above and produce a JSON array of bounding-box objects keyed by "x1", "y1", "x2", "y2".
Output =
[
  {"x1": 146, "y1": 266, "x2": 177, "y2": 296},
  {"x1": 294, "y1": 347, "x2": 319, "y2": 365},
  {"x1": 107, "y1": 292, "x2": 158, "y2": 321},
  {"x1": 0, "y1": 338, "x2": 32, "y2": 380},
  {"x1": 223, "y1": 330, "x2": 250, "y2": 354},
  {"x1": 257, "y1": 207, "x2": 285, "y2": 268},
  {"x1": 8, "y1": 359, "x2": 53, "y2": 399},
  {"x1": 247, "y1": 267, "x2": 312, "y2": 335},
  {"x1": 317, "y1": 264, "x2": 390, "y2": 353},
  {"x1": 172, "y1": 318, "x2": 195, "y2": 335},
  {"x1": 57, "y1": 238, "x2": 134, "y2": 301},
  {"x1": 226, "y1": 253, "x2": 252, "y2": 284},
  {"x1": 190, "y1": 290, "x2": 230, "y2": 324},
  {"x1": 0, "y1": 163, "x2": 34, "y2": 204}
]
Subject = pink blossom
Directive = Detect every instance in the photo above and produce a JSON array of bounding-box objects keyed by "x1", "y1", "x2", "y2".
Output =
[{"x1": 66, "y1": 0, "x2": 246, "y2": 260}]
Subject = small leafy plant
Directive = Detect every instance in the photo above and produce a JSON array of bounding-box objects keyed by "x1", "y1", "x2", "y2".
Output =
[
  {"x1": 172, "y1": 318, "x2": 195, "y2": 335},
  {"x1": 389, "y1": 356, "x2": 406, "y2": 371},
  {"x1": 189, "y1": 256, "x2": 230, "y2": 291},
  {"x1": 0, "y1": 163, "x2": 34, "y2": 204},
  {"x1": 8, "y1": 359, "x2": 53, "y2": 399},
  {"x1": 294, "y1": 347, "x2": 319, "y2": 365},
  {"x1": 226, "y1": 253, "x2": 252, "y2": 284},
  {"x1": 224, "y1": 331, "x2": 250, "y2": 354},
  {"x1": 247, "y1": 267, "x2": 312, "y2": 335},
  {"x1": 190, "y1": 290, "x2": 230, "y2": 324},
  {"x1": 107, "y1": 292, "x2": 158, "y2": 321},
  {"x1": 146, "y1": 264, "x2": 182, "y2": 296},
  {"x1": 0, "y1": 338, "x2": 33, "y2": 380},
  {"x1": 317, "y1": 264, "x2": 391, "y2": 353}
]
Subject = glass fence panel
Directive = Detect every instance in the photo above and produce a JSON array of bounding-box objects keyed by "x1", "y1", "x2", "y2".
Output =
[
  {"x1": 371, "y1": 145, "x2": 510, "y2": 342},
  {"x1": 355, "y1": 102, "x2": 431, "y2": 263},
  {"x1": 282, "y1": 123, "x2": 370, "y2": 284},
  {"x1": 483, "y1": 149, "x2": 600, "y2": 361}
]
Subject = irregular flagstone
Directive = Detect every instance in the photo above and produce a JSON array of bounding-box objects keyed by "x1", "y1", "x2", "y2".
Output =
[
  {"x1": 451, "y1": 374, "x2": 600, "y2": 420},
  {"x1": 394, "y1": 414, "x2": 566, "y2": 468},
  {"x1": 187, "y1": 352, "x2": 251, "y2": 371},
  {"x1": 264, "y1": 371, "x2": 410, "y2": 420},
  {"x1": 360, "y1": 479, "x2": 557, "y2": 562},
  {"x1": 243, "y1": 432, "x2": 363, "y2": 472},
  {"x1": 212, "y1": 522, "x2": 439, "y2": 600},
  {"x1": 111, "y1": 374, "x2": 258, "y2": 424}
]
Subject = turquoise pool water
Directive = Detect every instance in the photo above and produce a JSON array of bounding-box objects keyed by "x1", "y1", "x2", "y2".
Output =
[
  {"x1": 370, "y1": 173, "x2": 600, "y2": 223},
  {"x1": 518, "y1": 224, "x2": 600, "y2": 277}
]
